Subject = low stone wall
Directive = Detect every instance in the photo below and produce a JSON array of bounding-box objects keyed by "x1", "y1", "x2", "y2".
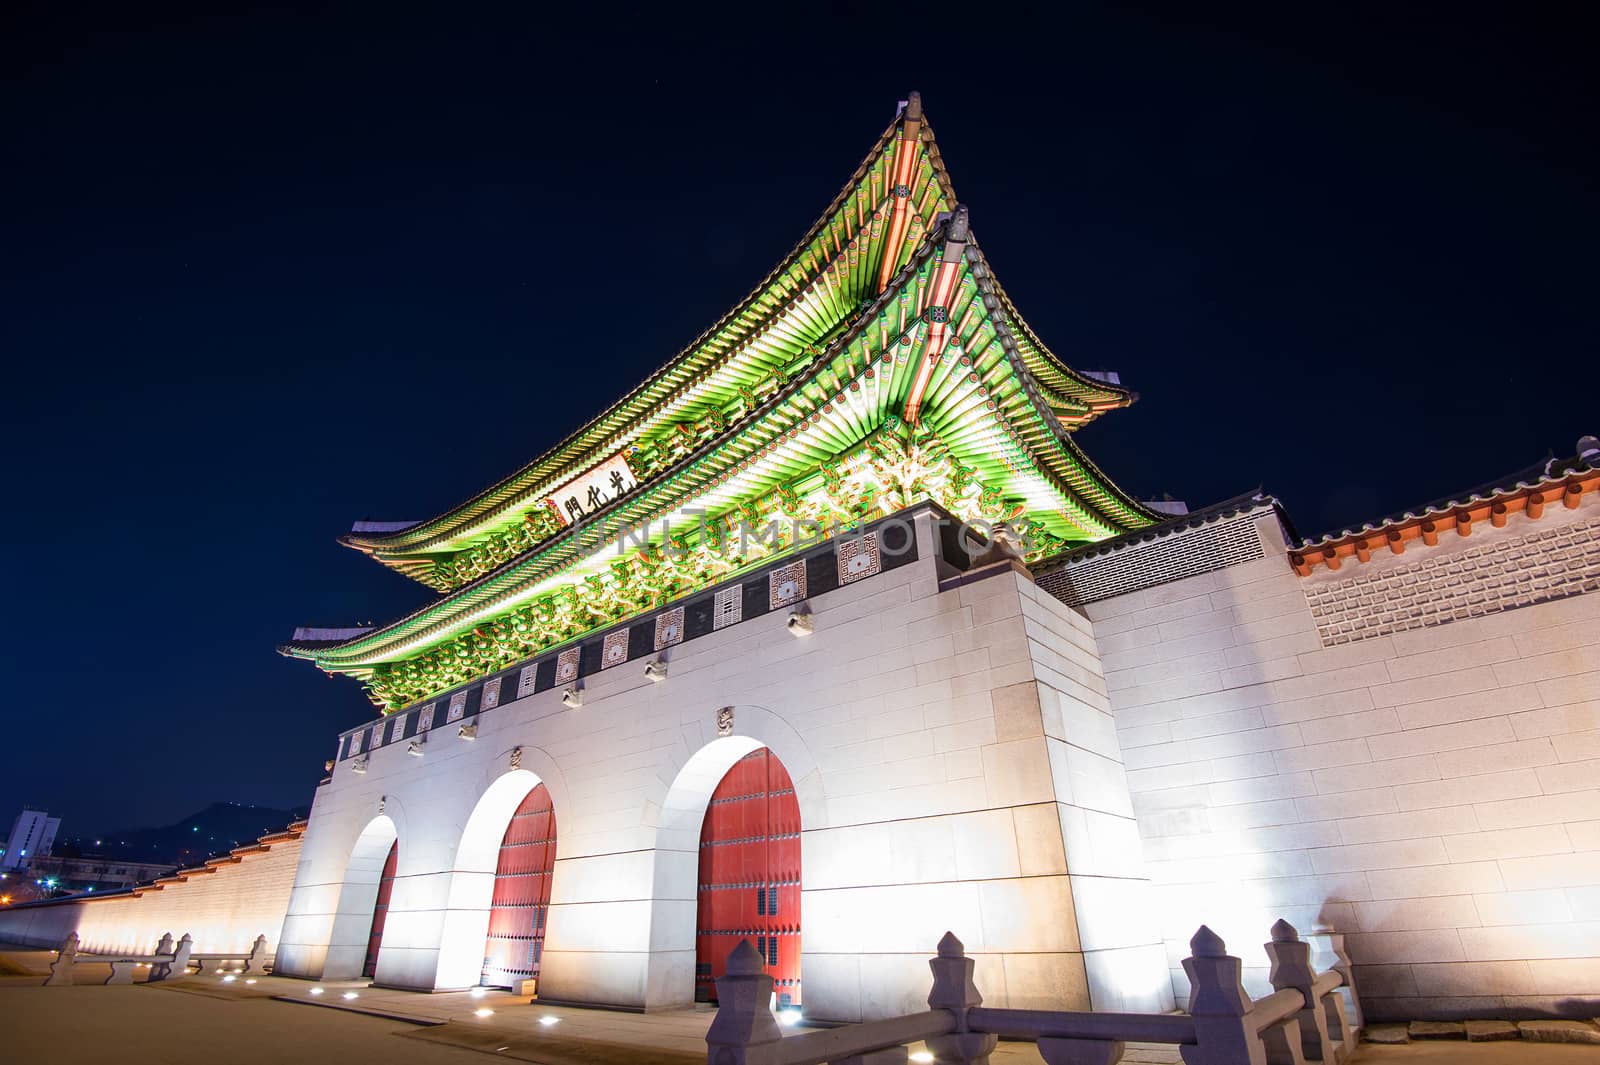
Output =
[
  {"x1": 0, "y1": 828, "x2": 303, "y2": 957},
  {"x1": 0, "y1": 898, "x2": 86, "y2": 949}
]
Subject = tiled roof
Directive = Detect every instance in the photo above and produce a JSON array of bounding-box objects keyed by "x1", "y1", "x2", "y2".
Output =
[
  {"x1": 1034, "y1": 490, "x2": 1286, "y2": 571},
  {"x1": 1291, "y1": 451, "x2": 1599, "y2": 575}
]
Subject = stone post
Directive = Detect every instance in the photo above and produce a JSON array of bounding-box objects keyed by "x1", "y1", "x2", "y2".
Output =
[
  {"x1": 925, "y1": 931, "x2": 998, "y2": 1065},
  {"x1": 1179, "y1": 926, "x2": 1266, "y2": 1065},
  {"x1": 1309, "y1": 931, "x2": 1361, "y2": 1033},
  {"x1": 173, "y1": 933, "x2": 194, "y2": 978},
  {"x1": 246, "y1": 934, "x2": 269, "y2": 973},
  {"x1": 705, "y1": 939, "x2": 782, "y2": 1065},
  {"x1": 149, "y1": 932, "x2": 177, "y2": 981},
  {"x1": 1265, "y1": 920, "x2": 1334, "y2": 1062},
  {"x1": 45, "y1": 932, "x2": 78, "y2": 987}
]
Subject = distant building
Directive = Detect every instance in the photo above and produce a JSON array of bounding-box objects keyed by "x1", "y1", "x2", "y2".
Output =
[
  {"x1": 24, "y1": 855, "x2": 178, "y2": 894},
  {"x1": 1, "y1": 809, "x2": 60, "y2": 872}
]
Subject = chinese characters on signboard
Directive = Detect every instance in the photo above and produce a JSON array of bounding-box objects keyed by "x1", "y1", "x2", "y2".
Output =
[{"x1": 545, "y1": 453, "x2": 638, "y2": 527}]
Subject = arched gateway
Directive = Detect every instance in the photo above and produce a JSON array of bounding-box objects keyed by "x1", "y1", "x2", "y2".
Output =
[
  {"x1": 481, "y1": 783, "x2": 557, "y2": 989},
  {"x1": 362, "y1": 841, "x2": 398, "y2": 978},
  {"x1": 696, "y1": 747, "x2": 801, "y2": 1007}
]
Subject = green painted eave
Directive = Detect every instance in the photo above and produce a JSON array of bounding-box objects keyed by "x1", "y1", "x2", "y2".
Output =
[{"x1": 286, "y1": 216, "x2": 1155, "y2": 679}]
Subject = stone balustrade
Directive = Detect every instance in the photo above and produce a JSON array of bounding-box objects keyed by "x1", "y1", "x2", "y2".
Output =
[
  {"x1": 191, "y1": 934, "x2": 272, "y2": 975},
  {"x1": 705, "y1": 922, "x2": 1361, "y2": 1065},
  {"x1": 45, "y1": 930, "x2": 195, "y2": 987}
]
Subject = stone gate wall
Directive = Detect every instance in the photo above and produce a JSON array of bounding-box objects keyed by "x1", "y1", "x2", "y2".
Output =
[
  {"x1": 1051, "y1": 495, "x2": 1600, "y2": 1021},
  {"x1": 0, "y1": 827, "x2": 303, "y2": 956}
]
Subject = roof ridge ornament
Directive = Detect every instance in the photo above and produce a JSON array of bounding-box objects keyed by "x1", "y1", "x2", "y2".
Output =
[
  {"x1": 903, "y1": 204, "x2": 970, "y2": 427},
  {"x1": 876, "y1": 94, "x2": 927, "y2": 292}
]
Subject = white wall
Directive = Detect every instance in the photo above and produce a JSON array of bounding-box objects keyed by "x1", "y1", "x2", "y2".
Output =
[
  {"x1": 1086, "y1": 499, "x2": 1600, "y2": 1020},
  {"x1": 0, "y1": 830, "x2": 302, "y2": 957},
  {"x1": 278, "y1": 508, "x2": 1172, "y2": 1020}
]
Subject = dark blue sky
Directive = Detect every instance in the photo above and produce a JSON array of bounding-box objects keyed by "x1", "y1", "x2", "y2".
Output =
[{"x1": 2, "y1": 4, "x2": 1593, "y2": 831}]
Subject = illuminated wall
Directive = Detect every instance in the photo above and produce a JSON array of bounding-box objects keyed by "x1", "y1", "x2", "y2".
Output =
[
  {"x1": 277, "y1": 506, "x2": 1173, "y2": 1020},
  {"x1": 0, "y1": 831, "x2": 302, "y2": 957},
  {"x1": 1066, "y1": 494, "x2": 1600, "y2": 1021}
]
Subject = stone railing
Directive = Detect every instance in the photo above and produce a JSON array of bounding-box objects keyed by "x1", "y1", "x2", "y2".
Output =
[
  {"x1": 705, "y1": 922, "x2": 1360, "y2": 1065},
  {"x1": 45, "y1": 931, "x2": 194, "y2": 986},
  {"x1": 191, "y1": 934, "x2": 272, "y2": 975}
]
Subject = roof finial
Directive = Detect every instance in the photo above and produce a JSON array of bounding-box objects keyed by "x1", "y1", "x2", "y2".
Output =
[
  {"x1": 904, "y1": 91, "x2": 922, "y2": 120},
  {"x1": 946, "y1": 203, "x2": 969, "y2": 243}
]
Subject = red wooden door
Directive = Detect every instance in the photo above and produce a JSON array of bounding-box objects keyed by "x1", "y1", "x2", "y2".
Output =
[
  {"x1": 696, "y1": 748, "x2": 801, "y2": 1006},
  {"x1": 363, "y1": 841, "x2": 398, "y2": 978},
  {"x1": 481, "y1": 783, "x2": 557, "y2": 988}
]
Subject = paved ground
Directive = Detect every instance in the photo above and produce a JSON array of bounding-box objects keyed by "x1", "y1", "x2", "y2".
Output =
[
  {"x1": 1355, "y1": 1043, "x2": 1599, "y2": 1064},
  {"x1": 0, "y1": 951, "x2": 1594, "y2": 1064}
]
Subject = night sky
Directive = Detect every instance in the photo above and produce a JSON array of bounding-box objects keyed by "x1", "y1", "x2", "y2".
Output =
[{"x1": 2, "y1": 5, "x2": 1594, "y2": 833}]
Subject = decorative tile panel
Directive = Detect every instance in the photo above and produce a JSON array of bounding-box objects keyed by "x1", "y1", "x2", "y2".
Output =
[
  {"x1": 1037, "y1": 509, "x2": 1266, "y2": 608},
  {"x1": 769, "y1": 561, "x2": 807, "y2": 609},
  {"x1": 1303, "y1": 512, "x2": 1600, "y2": 646},
  {"x1": 713, "y1": 586, "x2": 742, "y2": 630},
  {"x1": 601, "y1": 629, "x2": 630, "y2": 669},
  {"x1": 338, "y1": 509, "x2": 926, "y2": 760},
  {"x1": 655, "y1": 607, "x2": 685, "y2": 650},
  {"x1": 837, "y1": 532, "x2": 882, "y2": 585},
  {"x1": 555, "y1": 647, "x2": 580, "y2": 684}
]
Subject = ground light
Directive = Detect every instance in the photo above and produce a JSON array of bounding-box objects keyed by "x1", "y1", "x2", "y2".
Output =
[
  {"x1": 343, "y1": 992, "x2": 359, "y2": 1000},
  {"x1": 222, "y1": 975, "x2": 236, "y2": 983},
  {"x1": 245, "y1": 979, "x2": 257, "y2": 985},
  {"x1": 910, "y1": 1053, "x2": 934, "y2": 1064},
  {"x1": 470, "y1": 987, "x2": 487, "y2": 998},
  {"x1": 778, "y1": 1009, "x2": 802, "y2": 1027},
  {"x1": 309, "y1": 987, "x2": 324, "y2": 996},
  {"x1": 474, "y1": 1008, "x2": 494, "y2": 1018},
  {"x1": 538, "y1": 1016, "x2": 559, "y2": 1027}
]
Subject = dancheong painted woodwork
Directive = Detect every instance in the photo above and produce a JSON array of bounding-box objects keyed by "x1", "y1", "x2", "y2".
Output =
[
  {"x1": 282, "y1": 92, "x2": 1157, "y2": 712},
  {"x1": 363, "y1": 841, "x2": 398, "y2": 978},
  {"x1": 696, "y1": 748, "x2": 801, "y2": 1007},
  {"x1": 481, "y1": 784, "x2": 557, "y2": 989}
]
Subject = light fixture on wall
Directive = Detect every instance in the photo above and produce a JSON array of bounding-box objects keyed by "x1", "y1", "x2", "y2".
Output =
[
  {"x1": 786, "y1": 611, "x2": 813, "y2": 636},
  {"x1": 350, "y1": 754, "x2": 369, "y2": 775},
  {"x1": 458, "y1": 723, "x2": 478, "y2": 740},
  {"x1": 644, "y1": 658, "x2": 668, "y2": 682},
  {"x1": 406, "y1": 739, "x2": 425, "y2": 757},
  {"x1": 561, "y1": 687, "x2": 584, "y2": 709}
]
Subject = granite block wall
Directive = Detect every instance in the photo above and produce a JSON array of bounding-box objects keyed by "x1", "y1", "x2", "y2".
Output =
[{"x1": 1072, "y1": 497, "x2": 1600, "y2": 1020}]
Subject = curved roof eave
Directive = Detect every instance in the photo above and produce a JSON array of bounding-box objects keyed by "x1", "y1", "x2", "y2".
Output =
[{"x1": 344, "y1": 93, "x2": 957, "y2": 562}]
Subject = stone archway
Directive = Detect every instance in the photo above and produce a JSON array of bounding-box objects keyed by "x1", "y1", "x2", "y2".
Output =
[
  {"x1": 323, "y1": 815, "x2": 398, "y2": 980},
  {"x1": 643, "y1": 707, "x2": 823, "y2": 1010},
  {"x1": 695, "y1": 746, "x2": 803, "y2": 1007},
  {"x1": 433, "y1": 767, "x2": 552, "y2": 990}
]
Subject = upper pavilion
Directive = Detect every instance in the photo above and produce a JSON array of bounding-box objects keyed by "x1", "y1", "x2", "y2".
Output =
[{"x1": 284, "y1": 93, "x2": 1158, "y2": 710}]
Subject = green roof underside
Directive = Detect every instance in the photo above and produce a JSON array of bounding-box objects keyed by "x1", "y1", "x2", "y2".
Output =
[{"x1": 343, "y1": 94, "x2": 1135, "y2": 592}]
